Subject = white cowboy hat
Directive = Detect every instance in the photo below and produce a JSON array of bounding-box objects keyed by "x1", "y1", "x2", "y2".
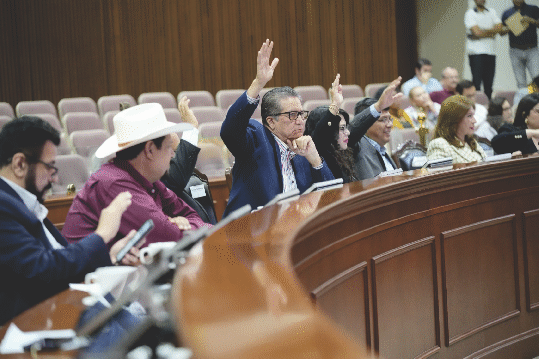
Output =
[{"x1": 95, "y1": 103, "x2": 192, "y2": 158}]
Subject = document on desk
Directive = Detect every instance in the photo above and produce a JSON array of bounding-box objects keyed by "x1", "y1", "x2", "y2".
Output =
[
  {"x1": 505, "y1": 12, "x2": 528, "y2": 36},
  {"x1": 0, "y1": 323, "x2": 75, "y2": 354}
]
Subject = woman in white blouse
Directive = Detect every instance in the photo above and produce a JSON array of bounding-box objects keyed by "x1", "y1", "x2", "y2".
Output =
[{"x1": 427, "y1": 95, "x2": 486, "y2": 164}]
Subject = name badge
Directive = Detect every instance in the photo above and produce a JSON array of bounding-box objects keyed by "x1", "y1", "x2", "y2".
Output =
[{"x1": 190, "y1": 184, "x2": 206, "y2": 199}]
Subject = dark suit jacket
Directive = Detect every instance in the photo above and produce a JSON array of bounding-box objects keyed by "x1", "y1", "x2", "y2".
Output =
[
  {"x1": 220, "y1": 92, "x2": 334, "y2": 217},
  {"x1": 348, "y1": 106, "x2": 397, "y2": 180},
  {"x1": 355, "y1": 137, "x2": 397, "y2": 180},
  {"x1": 0, "y1": 178, "x2": 111, "y2": 325},
  {"x1": 491, "y1": 123, "x2": 538, "y2": 155}
]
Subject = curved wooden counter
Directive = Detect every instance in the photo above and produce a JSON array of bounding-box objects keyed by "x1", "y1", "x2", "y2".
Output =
[
  {"x1": 4, "y1": 156, "x2": 539, "y2": 358},
  {"x1": 172, "y1": 155, "x2": 539, "y2": 359}
]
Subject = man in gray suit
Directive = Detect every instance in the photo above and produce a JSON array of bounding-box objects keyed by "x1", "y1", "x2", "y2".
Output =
[{"x1": 349, "y1": 88, "x2": 399, "y2": 180}]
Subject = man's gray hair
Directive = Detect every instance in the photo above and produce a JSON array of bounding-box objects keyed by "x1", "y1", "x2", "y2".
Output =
[{"x1": 261, "y1": 87, "x2": 301, "y2": 126}]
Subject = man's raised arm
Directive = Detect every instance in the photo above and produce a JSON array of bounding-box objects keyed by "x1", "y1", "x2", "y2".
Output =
[{"x1": 246, "y1": 39, "x2": 280, "y2": 99}]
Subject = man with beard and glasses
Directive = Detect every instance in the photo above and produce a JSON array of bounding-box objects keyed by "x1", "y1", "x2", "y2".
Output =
[{"x1": 0, "y1": 116, "x2": 141, "y2": 325}]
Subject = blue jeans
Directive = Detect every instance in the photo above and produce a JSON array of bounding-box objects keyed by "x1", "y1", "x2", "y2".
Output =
[
  {"x1": 468, "y1": 54, "x2": 495, "y2": 99},
  {"x1": 509, "y1": 47, "x2": 539, "y2": 89}
]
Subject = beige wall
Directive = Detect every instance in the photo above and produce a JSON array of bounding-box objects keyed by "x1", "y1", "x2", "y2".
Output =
[{"x1": 416, "y1": 0, "x2": 539, "y2": 93}]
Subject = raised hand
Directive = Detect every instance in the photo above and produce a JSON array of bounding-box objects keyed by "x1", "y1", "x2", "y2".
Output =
[
  {"x1": 256, "y1": 39, "x2": 279, "y2": 85},
  {"x1": 178, "y1": 96, "x2": 199, "y2": 129},
  {"x1": 286, "y1": 136, "x2": 322, "y2": 167},
  {"x1": 375, "y1": 76, "x2": 403, "y2": 113},
  {"x1": 329, "y1": 73, "x2": 344, "y2": 110},
  {"x1": 248, "y1": 39, "x2": 279, "y2": 98},
  {"x1": 95, "y1": 191, "x2": 132, "y2": 243}
]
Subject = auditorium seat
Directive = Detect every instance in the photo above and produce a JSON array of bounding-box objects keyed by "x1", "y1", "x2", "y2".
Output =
[
  {"x1": 195, "y1": 142, "x2": 229, "y2": 178},
  {"x1": 340, "y1": 84, "x2": 364, "y2": 99},
  {"x1": 191, "y1": 106, "x2": 226, "y2": 125},
  {"x1": 57, "y1": 97, "x2": 98, "y2": 119},
  {"x1": 51, "y1": 154, "x2": 90, "y2": 195},
  {"x1": 97, "y1": 94, "x2": 136, "y2": 118},
  {"x1": 216, "y1": 89, "x2": 245, "y2": 110},
  {"x1": 57, "y1": 133, "x2": 73, "y2": 155},
  {"x1": 342, "y1": 97, "x2": 364, "y2": 116},
  {"x1": 36, "y1": 113, "x2": 63, "y2": 133},
  {"x1": 293, "y1": 85, "x2": 327, "y2": 103},
  {"x1": 0, "y1": 102, "x2": 15, "y2": 118},
  {"x1": 0, "y1": 115, "x2": 11, "y2": 129},
  {"x1": 251, "y1": 105, "x2": 262, "y2": 121},
  {"x1": 178, "y1": 90, "x2": 216, "y2": 107},
  {"x1": 16, "y1": 100, "x2": 58, "y2": 118},
  {"x1": 163, "y1": 108, "x2": 182, "y2": 124},
  {"x1": 69, "y1": 129, "x2": 109, "y2": 158},
  {"x1": 62, "y1": 112, "x2": 104, "y2": 135},
  {"x1": 475, "y1": 91, "x2": 489, "y2": 106},
  {"x1": 102, "y1": 110, "x2": 119, "y2": 134},
  {"x1": 138, "y1": 92, "x2": 177, "y2": 109},
  {"x1": 199, "y1": 121, "x2": 223, "y2": 140},
  {"x1": 303, "y1": 99, "x2": 332, "y2": 111},
  {"x1": 364, "y1": 82, "x2": 389, "y2": 98},
  {"x1": 492, "y1": 90, "x2": 516, "y2": 106}
]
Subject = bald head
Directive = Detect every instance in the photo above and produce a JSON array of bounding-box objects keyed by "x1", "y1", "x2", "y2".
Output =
[{"x1": 441, "y1": 67, "x2": 459, "y2": 91}]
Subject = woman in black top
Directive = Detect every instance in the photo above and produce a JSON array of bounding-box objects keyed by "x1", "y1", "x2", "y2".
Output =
[
  {"x1": 307, "y1": 74, "x2": 358, "y2": 183},
  {"x1": 491, "y1": 93, "x2": 539, "y2": 155}
]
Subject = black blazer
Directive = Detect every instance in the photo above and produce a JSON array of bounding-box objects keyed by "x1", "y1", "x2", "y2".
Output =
[{"x1": 491, "y1": 124, "x2": 538, "y2": 155}]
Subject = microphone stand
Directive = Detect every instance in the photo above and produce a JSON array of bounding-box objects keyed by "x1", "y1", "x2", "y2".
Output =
[{"x1": 74, "y1": 204, "x2": 252, "y2": 355}]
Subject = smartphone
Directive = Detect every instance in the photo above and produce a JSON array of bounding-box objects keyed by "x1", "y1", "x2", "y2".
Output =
[
  {"x1": 23, "y1": 338, "x2": 72, "y2": 351},
  {"x1": 115, "y1": 219, "x2": 154, "y2": 263}
]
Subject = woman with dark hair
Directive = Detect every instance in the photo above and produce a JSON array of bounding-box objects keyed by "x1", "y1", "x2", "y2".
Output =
[
  {"x1": 427, "y1": 95, "x2": 486, "y2": 164},
  {"x1": 491, "y1": 93, "x2": 539, "y2": 155},
  {"x1": 476, "y1": 97, "x2": 513, "y2": 140},
  {"x1": 307, "y1": 74, "x2": 358, "y2": 182}
]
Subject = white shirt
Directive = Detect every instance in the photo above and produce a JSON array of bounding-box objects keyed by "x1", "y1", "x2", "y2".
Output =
[
  {"x1": 1, "y1": 176, "x2": 64, "y2": 249},
  {"x1": 465, "y1": 7, "x2": 501, "y2": 55},
  {"x1": 404, "y1": 103, "x2": 441, "y2": 129},
  {"x1": 273, "y1": 134, "x2": 298, "y2": 193},
  {"x1": 474, "y1": 103, "x2": 488, "y2": 128}
]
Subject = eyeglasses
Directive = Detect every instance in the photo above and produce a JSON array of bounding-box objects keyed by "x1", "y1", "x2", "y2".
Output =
[
  {"x1": 272, "y1": 111, "x2": 309, "y2": 122},
  {"x1": 37, "y1": 160, "x2": 59, "y2": 176},
  {"x1": 377, "y1": 116, "x2": 393, "y2": 124}
]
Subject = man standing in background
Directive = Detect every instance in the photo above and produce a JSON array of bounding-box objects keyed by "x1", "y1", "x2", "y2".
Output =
[
  {"x1": 502, "y1": 0, "x2": 539, "y2": 91},
  {"x1": 465, "y1": 0, "x2": 508, "y2": 100}
]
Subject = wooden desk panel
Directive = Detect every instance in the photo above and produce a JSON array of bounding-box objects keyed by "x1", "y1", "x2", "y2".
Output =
[{"x1": 173, "y1": 156, "x2": 539, "y2": 358}]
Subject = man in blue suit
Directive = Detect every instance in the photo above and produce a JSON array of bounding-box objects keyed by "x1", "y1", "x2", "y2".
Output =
[
  {"x1": 0, "y1": 116, "x2": 139, "y2": 325},
  {"x1": 221, "y1": 40, "x2": 335, "y2": 216}
]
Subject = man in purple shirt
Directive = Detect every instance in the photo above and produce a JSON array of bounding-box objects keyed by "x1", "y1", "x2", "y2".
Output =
[
  {"x1": 430, "y1": 67, "x2": 460, "y2": 104},
  {"x1": 62, "y1": 103, "x2": 211, "y2": 248}
]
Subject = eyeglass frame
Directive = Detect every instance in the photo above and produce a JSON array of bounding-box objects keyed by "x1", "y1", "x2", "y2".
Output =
[
  {"x1": 270, "y1": 110, "x2": 309, "y2": 122},
  {"x1": 36, "y1": 160, "x2": 59, "y2": 176}
]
